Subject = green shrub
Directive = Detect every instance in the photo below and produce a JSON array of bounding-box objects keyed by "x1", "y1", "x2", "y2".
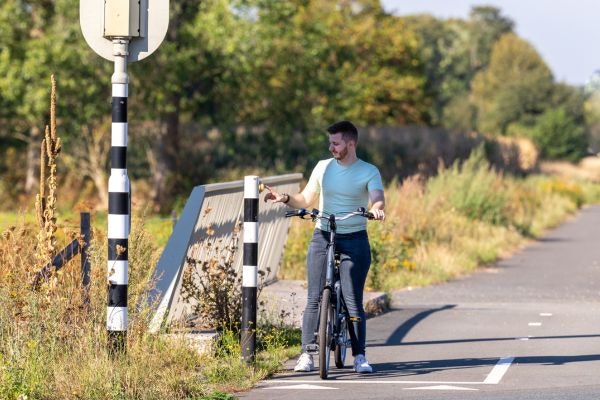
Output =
[
  {"x1": 427, "y1": 146, "x2": 509, "y2": 225},
  {"x1": 532, "y1": 108, "x2": 587, "y2": 162}
]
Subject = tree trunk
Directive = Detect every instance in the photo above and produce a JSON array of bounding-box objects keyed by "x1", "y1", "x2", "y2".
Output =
[
  {"x1": 150, "y1": 104, "x2": 180, "y2": 210},
  {"x1": 24, "y1": 126, "x2": 41, "y2": 195},
  {"x1": 89, "y1": 147, "x2": 109, "y2": 209}
]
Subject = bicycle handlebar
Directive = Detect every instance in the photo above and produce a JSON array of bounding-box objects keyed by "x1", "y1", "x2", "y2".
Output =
[{"x1": 285, "y1": 207, "x2": 374, "y2": 221}]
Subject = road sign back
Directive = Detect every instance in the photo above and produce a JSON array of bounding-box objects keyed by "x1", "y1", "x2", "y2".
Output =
[{"x1": 80, "y1": 0, "x2": 169, "y2": 62}]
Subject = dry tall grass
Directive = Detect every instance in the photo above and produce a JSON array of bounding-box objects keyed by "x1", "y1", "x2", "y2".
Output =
[
  {"x1": 0, "y1": 216, "x2": 199, "y2": 399},
  {"x1": 0, "y1": 213, "x2": 299, "y2": 399}
]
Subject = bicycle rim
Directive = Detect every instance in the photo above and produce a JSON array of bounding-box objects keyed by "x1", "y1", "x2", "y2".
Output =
[
  {"x1": 334, "y1": 317, "x2": 348, "y2": 368},
  {"x1": 318, "y1": 288, "x2": 332, "y2": 379}
]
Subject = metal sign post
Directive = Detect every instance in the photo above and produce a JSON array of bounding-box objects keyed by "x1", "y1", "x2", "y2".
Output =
[{"x1": 80, "y1": 0, "x2": 169, "y2": 354}]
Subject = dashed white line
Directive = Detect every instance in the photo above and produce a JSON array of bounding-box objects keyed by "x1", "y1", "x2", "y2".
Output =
[{"x1": 528, "y1": 322, "x2": 542, "y2": 326}]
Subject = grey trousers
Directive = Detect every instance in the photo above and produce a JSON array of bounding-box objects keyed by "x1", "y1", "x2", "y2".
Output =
[{"x1": 301, "y1": 229, "x2": 371, "y2": 356}]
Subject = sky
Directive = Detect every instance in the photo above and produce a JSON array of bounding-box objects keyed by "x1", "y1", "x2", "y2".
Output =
[{"x1": 380, "y1": 0, "x2": 600, "y2": 87}]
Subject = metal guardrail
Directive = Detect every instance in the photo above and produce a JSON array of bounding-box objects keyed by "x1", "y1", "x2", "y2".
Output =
[
  {"x1": 148, "y1": 173, "x2": 303, "y2": 332},
  {"x1": 31, "y1": 212, "x2": 91, "y2": 293}
]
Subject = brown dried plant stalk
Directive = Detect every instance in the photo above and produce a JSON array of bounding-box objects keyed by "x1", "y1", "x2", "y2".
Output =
[
  {"x1": 35, "y1": 74, "x2": 62, "y2": 262},
  {"x1": 180, "y1": 219, "x2": 270, "y2": 332}
]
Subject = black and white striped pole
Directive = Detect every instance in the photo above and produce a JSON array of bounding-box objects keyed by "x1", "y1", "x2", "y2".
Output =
[
  {"x1": 107, "y1": 39, "x2": 130, "y2": 353},
  {"x1": 80, "y1": 0, "x2": 169, "y2": 354},
  {"x1": 242, "y1": 175, "x2": 259, "y2": 362}
]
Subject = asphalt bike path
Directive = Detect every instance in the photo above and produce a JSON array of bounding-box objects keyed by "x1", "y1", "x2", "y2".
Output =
[{"x1": 239, "y1": 205, "x2": 600, "y2": 400}]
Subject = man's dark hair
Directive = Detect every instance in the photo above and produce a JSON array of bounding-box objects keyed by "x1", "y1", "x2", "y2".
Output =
[{"x1": 327, "y1": 120, "x2": 358, "y2": 143}]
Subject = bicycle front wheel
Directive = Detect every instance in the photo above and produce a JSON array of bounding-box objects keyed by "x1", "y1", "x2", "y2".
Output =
[
  {"x1": 318, "y1": 287, "x2": 333, "y2": 379},
  {"x1": 334, "y1": 315, "x2": 349, "y2": 368}
]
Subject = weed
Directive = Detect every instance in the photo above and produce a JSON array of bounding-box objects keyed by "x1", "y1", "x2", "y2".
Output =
[
  {"x1": 35, "y1": 75, "x2": 62, "y2": 264},
  {"x1": 180, "y1": 219, "x2": 245, "y2": 331}
]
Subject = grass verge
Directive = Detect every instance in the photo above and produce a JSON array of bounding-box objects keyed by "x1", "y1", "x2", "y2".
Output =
[{"x1": 0, "y1": 213, "x2": 300, "y2": 399}]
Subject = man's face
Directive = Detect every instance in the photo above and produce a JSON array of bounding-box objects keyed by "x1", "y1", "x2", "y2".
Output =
[{"x1": 329, "y1": 133, "x2": 349, "y2": 161}]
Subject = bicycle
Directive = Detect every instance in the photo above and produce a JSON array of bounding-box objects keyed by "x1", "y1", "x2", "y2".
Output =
[{"x1": 285, "y1": 207, "x2": 373, "y2": 379}]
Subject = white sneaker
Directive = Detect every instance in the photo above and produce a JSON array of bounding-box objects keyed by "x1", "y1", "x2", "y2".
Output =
[
  {"x1": 353, "y1": 354, "x2": 373, "y2": 373},
  {"x1": 294, "y1": 353, "x2": 314, "y2": 372}
]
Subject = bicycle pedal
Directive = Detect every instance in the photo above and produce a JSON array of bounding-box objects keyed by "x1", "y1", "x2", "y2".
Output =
[{"x1": 305, "y1": 344, "x2": 319, "y2": 355}]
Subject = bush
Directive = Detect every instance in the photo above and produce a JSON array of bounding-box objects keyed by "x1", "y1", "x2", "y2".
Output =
[
  {"x1": 427, "y1": 146, "x2": 509, "y2": 225},
  {"x1": 532, "y1": 108, "x2": 587, "y2": 162}
]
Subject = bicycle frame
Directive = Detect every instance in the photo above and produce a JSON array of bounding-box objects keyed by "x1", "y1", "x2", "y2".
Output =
[
  {"x1": 285, "y1": 207, "x2": 372, "y2": 379},
  {"x1": 324, "y1": 214, "x2": 337, "y2": 289}
]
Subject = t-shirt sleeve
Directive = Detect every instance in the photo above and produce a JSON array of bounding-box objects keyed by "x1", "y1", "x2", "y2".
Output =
[
  {"x1": 304, "y1": 160, "x2": 325, "y2": 194},
  {"x1": 367, "y1": 166, "x2": 384, "y2": 192}
]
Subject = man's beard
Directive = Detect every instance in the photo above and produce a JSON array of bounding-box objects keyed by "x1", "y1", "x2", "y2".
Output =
[{"x1": 332, "y1": 148, "x2": 348, "y2": 160}]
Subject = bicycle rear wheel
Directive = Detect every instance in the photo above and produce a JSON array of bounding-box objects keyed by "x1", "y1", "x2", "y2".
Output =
[
  {"x1": 318, "y1": 287, "x2": 333, "y2": 379},
  {"x1": 334, "y1": 315, "x2": 349, "y2": 368}
]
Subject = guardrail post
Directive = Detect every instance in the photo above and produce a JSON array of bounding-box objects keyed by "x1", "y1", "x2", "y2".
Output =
[
  {"x1": 80, "y1": 212, "x2": 91, "y2": 303},
  {"x1": 241, "y1": 175, "x2": 259, "y2": 363}
]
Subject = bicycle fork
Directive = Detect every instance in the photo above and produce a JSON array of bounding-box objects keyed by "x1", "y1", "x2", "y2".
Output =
[{"x1": 307, "y1": 243, "x2": 338, "y2": 355}]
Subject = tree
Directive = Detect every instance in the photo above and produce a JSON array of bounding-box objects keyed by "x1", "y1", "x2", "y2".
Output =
[
  {"x1": 403, "y1": 7, "x2": 513, "y2": 129},
  {"x1": 532, "y1": 107, "x2": 587, "y2": 161},
  {"x1": 470, "y1": 33, "x2": 554, "y2": 135},
  {"x1": 404, "y1": 15, "x2": 472, "y2": 127},
  {"x1": 129, "y1": 0, "x2": 252, "y2": 208},
  {"x1": 232, "y1": 0, "x2": 429, "y2": 169},
  {"x1": 467, "y1": 6, "x2": 514, "y2": 71},
  {"x1": 0, "y1": 0, "x2": 110, "y2": 202},
  {"x1": 584, "y1": 72, "x2": 600, "y2": 152}
]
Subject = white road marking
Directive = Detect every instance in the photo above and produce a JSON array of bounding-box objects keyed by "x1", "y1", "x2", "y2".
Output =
[
  {"x1": 528, "y1": 322, "x2": 542, "y2": 326},
  {"x1": 263, "y1": 356, "x2": 516, "y2": 388},
  {"x1": 405, "y1": 385, "x2": 478, "y2": 391},
  {"x1": 483, "y1": 356, "x2": 515, "y2": 384},
  {"x1": 265, "y1": 380, "x2": 495, "y2": 385},
  {"x1": 265, "y1": 384, "x2": 337, "y2": 390},
  {"x1": 540, "y1": 313, "x2": 553, "y2": 317}
]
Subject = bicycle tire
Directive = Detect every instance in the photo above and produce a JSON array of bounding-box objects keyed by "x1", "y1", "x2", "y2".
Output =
[
  {"x1": 318, "y1": 287, "x2": 333, "y2": 379},
  {"x1": 334, "y1": 315, "x2": 348, "y2": 368}
]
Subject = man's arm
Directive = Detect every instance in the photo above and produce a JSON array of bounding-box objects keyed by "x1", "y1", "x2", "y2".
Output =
[
  {"x1": 369, "y1": 189, "x2": 386, "y2": 220},
  {"x1": 264, "y1": 185, "x2": 318, "y2": 209}
]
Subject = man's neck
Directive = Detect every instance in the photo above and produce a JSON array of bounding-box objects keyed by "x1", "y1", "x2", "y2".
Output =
[{"x1": 337, "y1": 153, "x2": 358, "y2": 166}]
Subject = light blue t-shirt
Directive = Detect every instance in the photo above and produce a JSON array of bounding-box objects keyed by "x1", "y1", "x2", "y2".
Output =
[{"x1": 305, "y1": 158, "x2": 384, "y2": 234}]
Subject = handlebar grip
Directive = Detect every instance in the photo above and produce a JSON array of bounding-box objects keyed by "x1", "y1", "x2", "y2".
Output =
[
  {"x1": 356, "y1": 207, "x2": 374, "y2": 219},
  {"x1": 285, "y1": 208, "x2": 311, "y2": 218}
]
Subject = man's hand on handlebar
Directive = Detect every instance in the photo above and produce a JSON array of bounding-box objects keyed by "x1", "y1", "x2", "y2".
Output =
[{"x1": 369, "y1": 208, "x2": 385, "y2": 221}]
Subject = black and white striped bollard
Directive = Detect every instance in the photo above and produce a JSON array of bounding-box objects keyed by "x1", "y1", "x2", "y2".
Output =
[
  {"x1": 242, "y1": 175, "x2": 259, "y2": 362},
  {"x1": 107, "y1": 39, "x2": 130, "y2": 353}
]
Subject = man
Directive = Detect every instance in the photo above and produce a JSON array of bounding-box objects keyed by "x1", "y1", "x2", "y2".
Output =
[{"x1": 265, "y1": 120, "x2": 386, "y2": 373}]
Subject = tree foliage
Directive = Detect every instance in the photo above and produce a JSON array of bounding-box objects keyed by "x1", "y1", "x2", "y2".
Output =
[
  {"x1": 0, "y1": 1, "x2": 593, "y2": 210},
  {"x1": 471, "y1": 33, "x2": 554, "y2": 135},
  {"x1": 532, "y1": 108, "x2": 587, "y2": 161},
  {"x1": 405, "y1": 6, "x2": 514, "y2": 128}
]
